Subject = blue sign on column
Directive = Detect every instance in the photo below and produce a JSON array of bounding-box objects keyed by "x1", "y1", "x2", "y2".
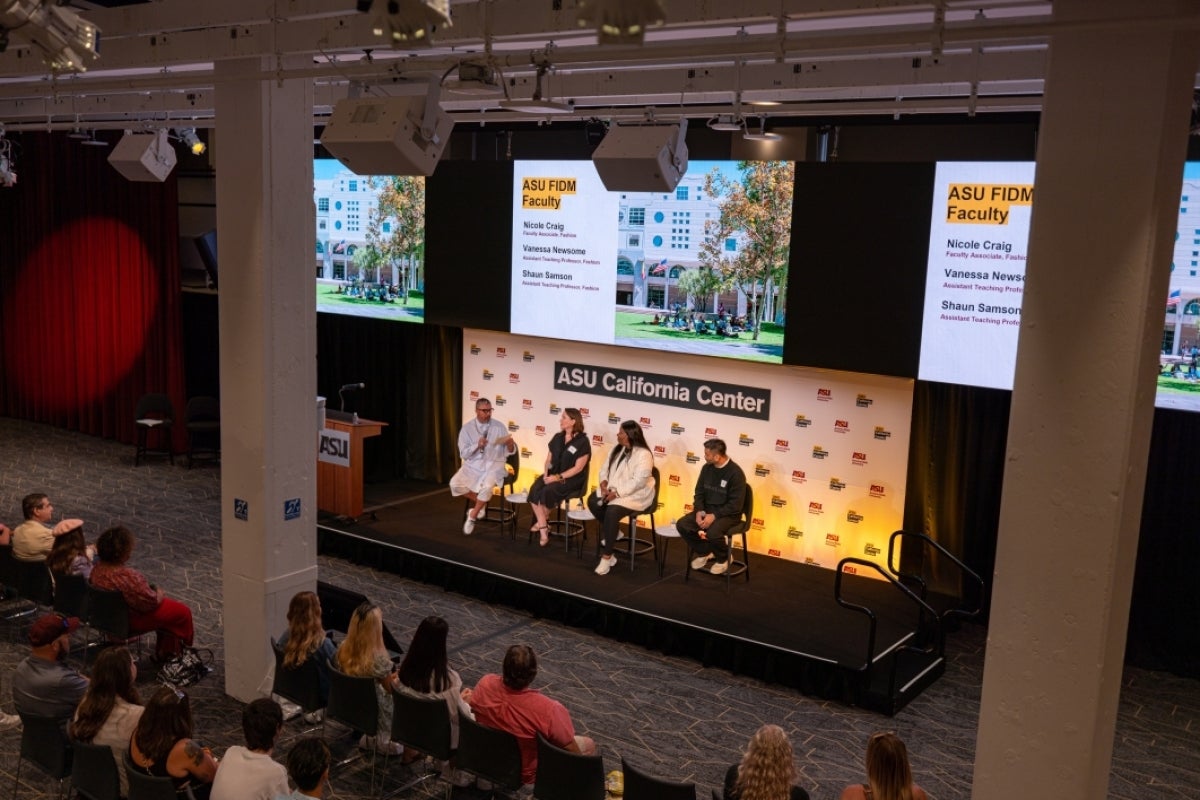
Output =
[
  {"x1": 284, "y1": 498, "x2": 302, "y2": 521},
  {"x1": 234, "y1": 498, "x2": 249, "y2": 521}
]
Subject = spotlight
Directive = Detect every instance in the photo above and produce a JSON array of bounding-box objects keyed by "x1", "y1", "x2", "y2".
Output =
[
  {"x1": 707, "y1": 114, "x2": 744, "y2": 132},
  {"x1": 0, "y1": 0, "x2": 100, "y2": 72},
  {"x1": 577, "y1": 0, "x2": 666, "y2": 45},
  {"x1": 499, "y1": 64, "x2": 573, "y2": 114},
  {"x1": 175, "y1": 127, "x2": 206, "y2": 155}
]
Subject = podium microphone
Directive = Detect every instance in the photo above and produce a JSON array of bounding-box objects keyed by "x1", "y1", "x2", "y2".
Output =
[{"x1": 338, "y1": 382, "x2": 365, "y2": 411}]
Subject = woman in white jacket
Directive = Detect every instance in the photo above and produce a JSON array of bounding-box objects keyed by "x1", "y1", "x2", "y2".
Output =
[{"x1": 587, "y1": 420, "x2": 656, "y2": 575}]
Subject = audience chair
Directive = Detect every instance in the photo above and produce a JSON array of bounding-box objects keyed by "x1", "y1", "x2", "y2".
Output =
[
  {"x1": 532, "y1": 733, "x2": 605, "y2": 800},
  {"x1": 70, "y1": 740, "x2": 121, "y2": 800},
  {"x1": 84, "y1": 586, "x2": 146, "y2": 666},
  {"x1": 0, "y1": 545, "x2": 36, "y2": 622},
  {"x1": 684, "y1": 485, "x2": 753, "y2": 590},
  {"x1": 11, "y1": 713, "x2": 73, "y2": 800},
  {"x1": 183, "y1": 395, "x2": 220, "y2": 469},
  {"x1": 270, "y1": 638, "x2": 325, "y2": 735},
  {"x1": 384, "y1": 692, "x2": 454, "y2": 798},
  {"x1": 125, "y1": 764, "x2": 192, "y2": 800},
  {"x1": 620, "y1": 757, "x2": 696, "y2": 800},
  {"x1": 51, "y1": 573, "x2": 88, "y2": 619},
  {"x1": 134, "y1": 393, "x2": 174, "y2": 466},
  {"x1": 325, "y1": 660, "x2": 381, "y2": 791},
  {"x1": 14, "y1": 560, "x2": 54, "y2": 608},
  {"x1": 456, "y1": 716, "x2": 523, "y2": 797},
  {"x1": 712, "y1": 790, "x2": 723, "y2": 800}
]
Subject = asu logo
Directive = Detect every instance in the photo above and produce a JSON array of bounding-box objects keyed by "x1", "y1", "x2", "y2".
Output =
[
  {"x1": 579, "y1": 407, "x2": 590, "y2": 418},
  {"x1": 653, "y1": 444, "x2": 667, "y2": 458},
  {"x1": 494, "y1": 395, "x2": 507, "y2": 407},
  {"x1": 535, "y1": 425, "x2": 547, "y2": 437},
  {"x1": 768, "y1": 548, "x2": 781, "y2": 557},
  {"x1": 843, "y1": 564, "x2": 858, "y2": 575},
  {"x1": 522, "y1": 351, "x2": 535, "y2": 362},
  {"x1": 770, "y1": 494, "x2": 787, "y2": 508},
  {"x1": 775, "y1": 439, "x2": 789, "y2": 452},
  {"x1": 685, "y1": 451, "x2": 701, "y2": 464},
  {"x1": 807, "y1": 501, "x2": 823, "y2": 515},
  {"x1": 496, "y1": 347, "x2": 507, "y2": 358},
  {"x1": 670, "y1": 423, "x2": 685, "y2": 435},
  {"x1": 469, "y1": 390, "x2": 480, "y2": 402},
  {"x1": 591, "y1": 434, "x2": 605, "y2": 447},
  {"x1": 751, "y1": 517, "x2": 766, "y2": 531},
  {"x1": 738, "y1": 433, "x2": 754, "y2": 446},
  {"x1": 668, "y1": 474, "x2": 682, "y2": 487},
  {"x1": 805, "y1": 556, "x2": 819, "y2": 566},
  {"x1": 754, "y1": 463, "x2": 771, "y2": 477},
  {"x1": 846, "y1": 510, "x2": 863, "y2": 523},
  {"x1": 869, "y1": 483, "x2": 886, "y2": 498},
  {"x1": 829, "y1": 477, "x2": 846, "y2": 491},
  {"x1": 794, "y1": 415, "x2": 812, "y2": 428},
  {"x1": 522, "y1": 399, "x2": 533, "y2": 410},
  {"x1": 469, "y1": 344, "x2": 481, "y2": 355},
  {"x1": 874, "y1": 426, "x2": 892, "y2": 440},
  {"x1": 833, "y1": 419, "x2": 849, "y2": 433},
  {"x1": 851, "y1": 452, "x2": 868, "y2": 465},
  {"x1": 855, "y1": 393, "x2": 873, "y2": 407},
  {"x1": 482, "y1": 369, "x2": 495, "y2": 381},
  {"x1": 683, "y1": 503, "x2": 694, "y2": 514},
  {"x1": 507, "y1": 420, "x2": 520, "y2": 432},
  {"x1": 817, "y1": 388, "x2": 832, "y2": 401},
  {"x1": 864, "y1": 543, "x2": 881, "y2": 557},
  {"x1": 520, "y1": 446, "x2": 534, "y2": 459},
  {"x1": 549, "y1": 403, "x2": 561, "y2": 414},
  {"x1": 812, "y1": 446, "x2": 828, "y2": 460},
  {"x1": 639, "y1": 416, "x2": 652, "y2": 428},
  {"x1": 786, "y1": 526, "x2": 803, "y2": 539},
  {"x1": 791, "y1": 469, "x2": 807, "y2": 483},
  {"x1": 508, "y1": 373, "x2": 520, "y2": 384},
  {"x1": 705, "y1": 427, "x2": 718, "y2": 437},
  {"x1": 607, "y1": 412, "x2": 621, "y2": 424},
  {"x1": 825, "y1": 532, "x2": 840, "y2": 547}
]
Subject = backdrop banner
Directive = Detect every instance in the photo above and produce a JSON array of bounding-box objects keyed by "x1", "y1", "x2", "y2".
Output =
[{"x1": 464, "y1": 330, "x2": 914, "y2": 575}]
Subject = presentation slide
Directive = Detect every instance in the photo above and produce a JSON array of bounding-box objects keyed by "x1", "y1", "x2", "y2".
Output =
[
  {"x1": 313, "y1": 158, "x2": 425, "y2": 323},
  {"x1": 510, "y1": 159, "x2": 795, "y2": 364},
  {"x1": 1158, "y1": 161, "x2": 1200, "y2": 411},
  {"x1": 918, "y1": 162, "x2": 1036, "y2": 389}
]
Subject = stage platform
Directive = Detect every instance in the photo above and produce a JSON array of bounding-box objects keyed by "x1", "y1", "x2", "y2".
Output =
[{"x1": 317, "y1": 481, "x2": 957, "y2": 714}]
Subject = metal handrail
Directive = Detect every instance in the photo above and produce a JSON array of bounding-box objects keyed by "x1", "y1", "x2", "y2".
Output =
[
  {"x1": 886, "y1": 529, "x2": 986, "y2": 628},
  {"x1": 834, "y1": 557, "x2": 942, "y2": 676}
]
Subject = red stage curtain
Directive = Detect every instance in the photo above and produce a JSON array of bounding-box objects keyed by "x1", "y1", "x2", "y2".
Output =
[{"x1": 0, "y1": 131, "x2": 186, "y2": 450}]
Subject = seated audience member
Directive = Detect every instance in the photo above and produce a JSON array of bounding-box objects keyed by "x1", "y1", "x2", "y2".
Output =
[
  {"x1": 12, "y1": 613, "x2": 88, "y2": 731},
  {"x1": 89, "y1": 525, "x2": 195, "y2": 660},
  {"x1": 468, "y1": 644, "x2": 596, "y2": 786},
  {"x1": 46, "y1": 524, "x2": 94, "y2": 580},
  {"x1": 839, "y1": 731, "x2": 928, "y2": 800},
  {"x1": 211, "y1": 698, "x2": 289, "y2": 800},
  {"x1": 0, "y1": 521, "x2": 9, "y2": 545},
  {"x1": 397, "y1": 616, "x2": 475, "y2": 776},
  {"x1": 334, "y1": 601, "x2": 402, "y2": 755},
  {"x1": 129, "y1": 686, "x2": 220, "y2": 799},
  {"x1": 278, "y1": 737, "x2": 331, "y2": 800},
  {"x1": 586, "y1": 419, "x2": 655, "y2": 576},
  {"x1": 277, "y1": 590, "x2": 337, "y2": 707},
  {"x1": 12, "y1": 493, "x2": 84, "y2": 562},
  {"x1": 724, "y1": 724, "x2": 810, "y2": 800},
  {"x1": 70, "y1": 646, "x2": 144, "y2": 797}
]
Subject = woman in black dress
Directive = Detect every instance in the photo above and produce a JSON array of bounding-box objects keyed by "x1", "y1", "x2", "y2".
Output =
[{"x1": 527, "y1": 408, "x2": 591, "y2": 546}]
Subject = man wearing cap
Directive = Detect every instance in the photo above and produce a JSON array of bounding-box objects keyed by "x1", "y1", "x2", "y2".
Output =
[
  {"x1": 12, "y1": 613, "x2": 88, "y2": 729},
  {"x1": 11, "y1": 493, "x2": 84, "y2": 562}
]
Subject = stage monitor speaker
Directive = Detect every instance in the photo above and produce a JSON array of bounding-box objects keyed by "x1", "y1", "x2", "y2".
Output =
[
  {"x1": 592, "y1": 121, "x2": 688, "y2": 192},
  {"x1": 107, "y1": 130, "x2": 177, "y2": 182},
  {"x1": 320, "y1": 95, "x2": 453, "y2": 176}
]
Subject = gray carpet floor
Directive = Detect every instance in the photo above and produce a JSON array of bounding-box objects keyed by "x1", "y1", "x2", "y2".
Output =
[{"x1": 0, "y1": 417, "x2": 1195, "y2": 799}]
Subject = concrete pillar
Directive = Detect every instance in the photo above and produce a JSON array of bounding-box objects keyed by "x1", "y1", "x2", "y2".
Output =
[
  {"x1": 974, "y1": 2, "x2": 1199, "y2": 797},
  {"x1": 214, "y1": 56, "x2": 318, "y2": 702}
]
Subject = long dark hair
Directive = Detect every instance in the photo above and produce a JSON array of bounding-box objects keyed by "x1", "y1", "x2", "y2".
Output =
[
  {"x1": 607, "y1": 420, "x2": 650, "y2": 469},
  {"x1": 397, "y1": 616, "x2": 451, "y2": 694},
  {"x1": 69, "y1": 646, "x2": 140, "y2": 742},
  {"x1": 46, "y1": 527, "x2": 87, "y2": 575},
  {"x1": 133, "y1": 686, "x2": 194, "y2": 764}
]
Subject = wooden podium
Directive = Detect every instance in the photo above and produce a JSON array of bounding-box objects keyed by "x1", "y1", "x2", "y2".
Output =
[{"x1": 317, "y1": 417, "x2": 386, "y2": 518}]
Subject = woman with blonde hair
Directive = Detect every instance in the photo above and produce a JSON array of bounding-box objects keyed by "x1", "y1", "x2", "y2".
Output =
[
  {"x1": 839, "y1": 731, "x2": 928, "y2": 800},
  {"x1": 724, "y1": 724, "x2": 809, "y2": 800},
  {"x1": 276, "y1": 590, "x2": 337, "y2": 704},
  {"x1": 334, "y1": 600, "x2": 401, "y2": 755}
]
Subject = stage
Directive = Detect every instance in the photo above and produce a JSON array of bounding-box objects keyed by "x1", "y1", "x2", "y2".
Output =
[{"x1": 316, "y1": 481, "x2": 956, "y2": 714}]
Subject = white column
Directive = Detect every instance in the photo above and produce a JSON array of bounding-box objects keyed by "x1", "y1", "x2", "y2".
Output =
[
  {"x1": 214, "y1": 56, "x2": 318, "y2": 702},
  {"x1": 974, "y1": 2, "x2": 1199, "y2": 798}
]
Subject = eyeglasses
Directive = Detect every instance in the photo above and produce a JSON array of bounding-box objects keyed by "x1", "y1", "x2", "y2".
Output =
[{"x1": 478, "y1": 407, "x2": 493, "y2": 413}]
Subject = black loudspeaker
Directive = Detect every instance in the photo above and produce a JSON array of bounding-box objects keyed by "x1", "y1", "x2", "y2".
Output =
[{"x1": 320, "y1": 96, "x2": 454, "y2": 176}]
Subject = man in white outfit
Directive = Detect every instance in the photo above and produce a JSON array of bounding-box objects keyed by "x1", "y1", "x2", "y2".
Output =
[{"x1": 450, "y1": 397, "x2": 515, "y2": 534}]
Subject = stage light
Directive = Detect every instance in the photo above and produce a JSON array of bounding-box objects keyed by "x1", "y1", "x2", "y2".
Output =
[
  {"x1": 708, "y1": 114, "x2": 744, "y2": 132},
  {"x1": 0, "y1": 131, "x2": 16, "y2": 188},
  {"x1": 356, "y1": 0, "x2": 451, "y2": 45},
  {"x1": 577, "y1": 0, "x2": 666, "y2": 45},
  {"x1": 175, "y1": 127, "x2": 206, "y2": 155},
  {"x1": 0, "y1": 0, "x2": 100, "y2": 72}
]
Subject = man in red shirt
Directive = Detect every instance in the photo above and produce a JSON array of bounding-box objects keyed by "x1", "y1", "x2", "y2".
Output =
[{"x1": 467, "y1": 644, "x2": 596, "y2": 786}]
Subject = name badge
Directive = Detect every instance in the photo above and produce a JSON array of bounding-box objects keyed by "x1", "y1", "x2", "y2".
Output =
[
  {"x1": 720, "y1": 479, "x2": 727, "y2": 487},
  {"x1": 568, "y1": 445, "x2": 577, "y2": 453}
]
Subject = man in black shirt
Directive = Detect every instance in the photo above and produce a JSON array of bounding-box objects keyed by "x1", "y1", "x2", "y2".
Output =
[{"x1": 676, "y1": 438, "x2": 747, "y2": 575}]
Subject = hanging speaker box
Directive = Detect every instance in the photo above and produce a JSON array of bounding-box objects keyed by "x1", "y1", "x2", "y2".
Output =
[{"x1": 320, "y1": 96, "x2": 453, "y2": 177}]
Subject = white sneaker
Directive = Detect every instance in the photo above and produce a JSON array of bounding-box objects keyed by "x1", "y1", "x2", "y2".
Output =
[
  {"x1": 594, "y1": 555, "x2": 617, "y2": 575},
  {"x1": 691, "y1": 553, "x2": 714, "y2": 570},
  {"x1": 0, "y1": 712, "x2": 20, "y2": 732},
  {"x1": 710, "y1": 558, "x2": 730, "y2": 576},
  {"x1": 302, "y1": 709, "x2": 324, "y2": 723},
  {"x1": 463, "y1": 516, "x2": 476, "y2": 535}
]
